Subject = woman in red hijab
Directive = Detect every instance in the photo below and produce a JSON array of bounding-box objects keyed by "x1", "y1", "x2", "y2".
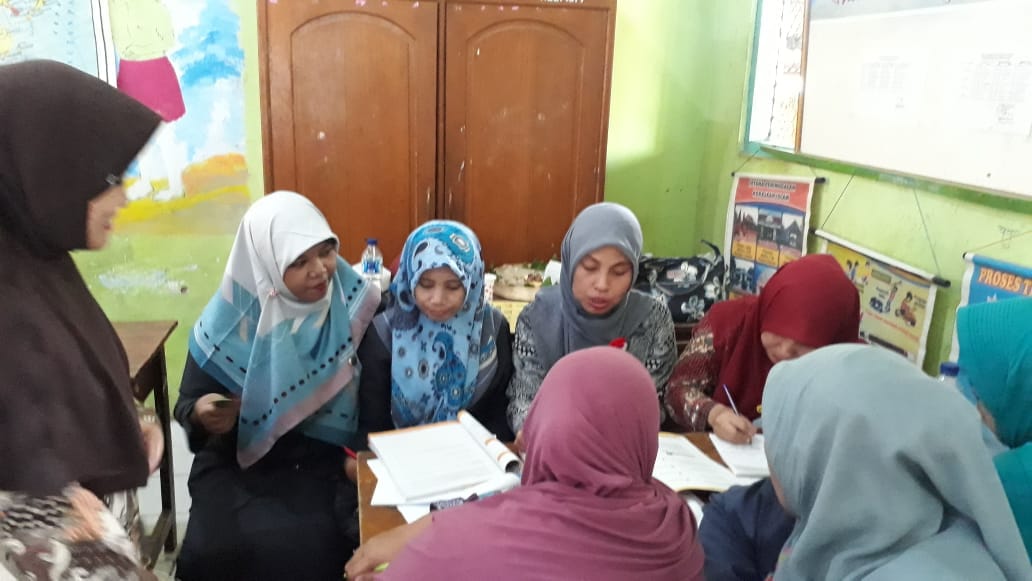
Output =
[
  {"x1": 665, "y1": 254, "x2": 860, "y2": 443},
  {"x1": 346, "y1": 347, "x2": 704, "y2": 581}
]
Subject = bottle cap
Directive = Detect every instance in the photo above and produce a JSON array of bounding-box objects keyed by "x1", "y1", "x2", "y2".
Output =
[
  {"x1": 367, "y1": 238, "x2": 378, "y2": 245},
  {"x1": 939, "y1": 361, "x2": 960, "y2": 377}
]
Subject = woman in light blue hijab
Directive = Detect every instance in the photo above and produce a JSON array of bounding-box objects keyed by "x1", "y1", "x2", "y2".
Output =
[
  {"x1": 762, "y1": 344, "x2": 1030, "y2": 580},
  {"x1": 957, "y1": 297, "x2": 1032, "y2": 559},
  {"x1": 175, "y1": 191, "x2": 380, "y2": 580}
]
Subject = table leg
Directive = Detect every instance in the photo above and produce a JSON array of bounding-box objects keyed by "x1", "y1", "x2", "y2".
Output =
[{"x1": 154, "y1": 348, "x2": 178, "y2": 552}]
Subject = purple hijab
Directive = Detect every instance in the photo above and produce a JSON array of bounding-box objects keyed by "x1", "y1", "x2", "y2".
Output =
[{"x1": 381, "y1": 347, "x2": 704, "y2": 581}]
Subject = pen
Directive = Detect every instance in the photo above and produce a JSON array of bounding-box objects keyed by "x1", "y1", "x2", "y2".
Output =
[{"x1": 722, "y1": 384, "x2": 741, "y2": 416}]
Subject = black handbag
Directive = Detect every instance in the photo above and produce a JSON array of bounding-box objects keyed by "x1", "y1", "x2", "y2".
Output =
[{"x1": 634, "y1": 241, "x2": 727, "y2": 323}]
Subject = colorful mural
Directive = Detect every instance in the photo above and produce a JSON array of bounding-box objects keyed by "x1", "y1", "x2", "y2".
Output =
[
  {"x1": 2, "y1": 1, "x2": 258, "y2": 397},
  {"x1": 110, "y1": 0, "x2": 250, "y2": 228}
]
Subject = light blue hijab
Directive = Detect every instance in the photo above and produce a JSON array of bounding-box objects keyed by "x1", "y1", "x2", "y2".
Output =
[
  {"x1": 387, "y1": 221, "x2": 495, "y2": 427},
  {"x1": 189, "y1": 192, "x2": 380, "y2": 467},
  {"x1": 763, "y1": 344, "x2": 1031, "y2": 581}
]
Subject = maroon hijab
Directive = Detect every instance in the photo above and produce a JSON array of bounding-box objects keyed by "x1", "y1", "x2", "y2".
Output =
[
  {"x1": 0, "y1": 61, "x2": 160, "y2": 496},
  {"x1": 706, "y1": 254, "x2": 860, "y2": 420},
  {"x1": 381, "y1": 347, "x2": 704, "y2": 581}
]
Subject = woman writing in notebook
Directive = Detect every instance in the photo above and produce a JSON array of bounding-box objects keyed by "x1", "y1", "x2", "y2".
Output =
[
  {"x1": 346, "y1": 347, "x2": 705, "y2": 580},
  {"x1": 356, "y1": 220, "x2": 514, "y2": 440},
  {"x1": 506, "y1": 202, "x2": 677, "y2": 435},
  {"x1": 762, "y1": 344, "x2": 1030, "y2": 580},
  {"x1": 665, "y1": 253, "x2": 860, "y2": 443},
  {"x1": 955, "y1": 298, "x2": 1032, "y2": 559},
  {"x1": 174, "y1": 192, "x2": 380, "y2": 581}
]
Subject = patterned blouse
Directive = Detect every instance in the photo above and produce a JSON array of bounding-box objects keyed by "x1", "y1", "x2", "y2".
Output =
[
  {"x1": 664, "y1": 323, "x2": 721, "y2": 431},
  {"x1": 505, "y1": 297, "x2": 677, "y2": 433}
]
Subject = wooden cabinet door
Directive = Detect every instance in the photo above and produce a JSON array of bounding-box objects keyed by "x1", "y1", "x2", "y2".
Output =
[
  {"x1": 443, "y1": 1, "x2": 616, "y2": 267},
  {"x1": 262, "y1": 0, "x2": 438, "y2": 263}
]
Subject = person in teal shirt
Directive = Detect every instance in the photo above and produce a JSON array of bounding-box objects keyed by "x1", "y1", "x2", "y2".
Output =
[{"x1": 957, "y1": 297, "x2": 1032, "y2": 560}]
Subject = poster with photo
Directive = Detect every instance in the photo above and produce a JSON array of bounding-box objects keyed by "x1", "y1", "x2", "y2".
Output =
[
  {"x1": 724, "y1": 173, "x2": 815, "y2": 297},
  {"x1": 817, "y1": 231, "x2": 939, "y2": 366},
  {"x1": 949, "y1": 253, "x2": 1032, "y2": 359}
]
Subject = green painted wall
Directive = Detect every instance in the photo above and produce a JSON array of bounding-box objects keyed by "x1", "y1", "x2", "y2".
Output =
[
  {"x1": 605, "y1": 0, "x2": 708, "y2": 256},
  {"x1": 605, "y1": 0, "x2": 1032, "y2": 374}
]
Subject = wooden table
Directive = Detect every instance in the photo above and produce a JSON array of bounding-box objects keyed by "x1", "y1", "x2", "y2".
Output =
[
  {"x1": 357, "y1": 432, "x2": 723, "y2": 543},
  {"x1": 113, "y1": 321, "x2": 179, "y2": 569}
]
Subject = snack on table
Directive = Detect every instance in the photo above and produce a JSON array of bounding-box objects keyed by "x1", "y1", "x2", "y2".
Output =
[{"x1": 493, "y1": 263, "x2": 547, "y2": 302}]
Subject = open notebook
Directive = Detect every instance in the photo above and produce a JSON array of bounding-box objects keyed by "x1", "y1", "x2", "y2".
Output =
[
  {"x1": 368, "y1": 411, "x2": 522, "y2": 501},
  {"x1": 709, "y1": 433, "x2": 770, "y2": 479},
  {"x1": 653, "y1": 433, "x2": 740, "y2": 492}
]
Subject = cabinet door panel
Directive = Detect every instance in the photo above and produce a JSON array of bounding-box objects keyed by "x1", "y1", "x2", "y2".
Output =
[
  {"x1": 444, "y1": 3, "x2": 614, "y2": 267},
  {"x1": 265, "y1": 1, "x2": 437, "y2": 262}
]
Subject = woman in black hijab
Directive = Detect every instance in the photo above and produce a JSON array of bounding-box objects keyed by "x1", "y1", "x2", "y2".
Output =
[{"x1": 0, "y1": 60, "x2": 163, "y2": 580}]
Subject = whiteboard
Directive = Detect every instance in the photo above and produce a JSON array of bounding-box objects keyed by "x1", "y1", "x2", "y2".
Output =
[{"x1": 801, "y1": 0, "x2": 1032, "y2": 199}]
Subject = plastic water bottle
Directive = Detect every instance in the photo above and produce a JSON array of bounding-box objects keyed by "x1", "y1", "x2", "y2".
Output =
[
  {"x1": 360, "y1": 238, "x2": 383, "y2": 283},
  {"x1": 938, "y1": 361, "x2": 960, "y2": 390}
]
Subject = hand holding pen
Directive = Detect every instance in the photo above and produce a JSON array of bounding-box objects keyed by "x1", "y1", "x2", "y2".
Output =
[{"x1": 708, "y1": 384, "x2": 757, "y2": 444}]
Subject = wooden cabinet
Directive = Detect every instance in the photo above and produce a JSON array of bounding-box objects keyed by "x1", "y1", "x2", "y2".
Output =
[{"x1": 260, "y1": 0, "x2": 616, "y2": 266}]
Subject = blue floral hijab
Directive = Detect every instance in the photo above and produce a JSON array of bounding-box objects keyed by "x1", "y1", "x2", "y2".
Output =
[
  {"x1": 189, "y1": 192, "x2": 380, "y2": 467},
  {"x1": 387, "y1": 221, "x2": 495, "y2": 427}
]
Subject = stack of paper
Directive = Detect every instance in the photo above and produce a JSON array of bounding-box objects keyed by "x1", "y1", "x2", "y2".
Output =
[
  {"x1": 368, "y1": 411, "x2": 522, "y2": 501},
  {"x1": 709, "y1": 433, "x2": 770, "y2": 480},
  {"x1": 367, "y1": 411, "x2": 523, "y2": 523},
  {"x1": 368, "y1": 459, "x2": 520, "y2": 523}
]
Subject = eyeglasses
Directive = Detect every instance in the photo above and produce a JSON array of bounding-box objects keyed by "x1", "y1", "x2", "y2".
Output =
[{"x1": 105, "y1": 174, "x2": 123, "y2": 186}]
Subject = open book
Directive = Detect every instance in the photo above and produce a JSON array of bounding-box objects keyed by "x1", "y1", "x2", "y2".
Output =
[
  {"x1": 653, "y1": 433, "x2": 740, "y2": 492},
  {"x1": 368, "y1": 411, "x2": 522, "y2": 501}
]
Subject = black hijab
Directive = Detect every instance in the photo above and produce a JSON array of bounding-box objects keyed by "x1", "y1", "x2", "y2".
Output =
[{"x1": 0, "y1": 60, "x2": 160, "y2": 496}]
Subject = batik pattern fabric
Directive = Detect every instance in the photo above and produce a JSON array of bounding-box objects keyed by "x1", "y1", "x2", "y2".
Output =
[
  {"x1": 0, "y1": 485, "x2": 153, "y2": 581},
  {"x1": 388, "y1": 221, "x2": 492, "y2": 427},
  {"x1": 665, "y1": 324, "x2": 720, "y2": 431}
]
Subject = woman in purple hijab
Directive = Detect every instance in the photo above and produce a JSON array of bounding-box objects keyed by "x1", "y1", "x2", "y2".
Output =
[{"x1": 347, "y1": 347, "x2": 704, "y2": 581}]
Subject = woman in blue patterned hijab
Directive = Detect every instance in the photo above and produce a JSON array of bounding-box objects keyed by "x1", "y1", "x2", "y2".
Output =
[{"x1": 358, "y1": 220, "x2": 514, "y2": 440}]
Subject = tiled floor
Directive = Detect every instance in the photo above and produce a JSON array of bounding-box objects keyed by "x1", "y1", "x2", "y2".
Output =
[{"x1": 139, "y1": 423, "x2": 193, "y2": 581}]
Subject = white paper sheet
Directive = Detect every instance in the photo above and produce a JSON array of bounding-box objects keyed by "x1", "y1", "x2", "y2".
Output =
[{"x1": 709, "y1": 434, "x2": 770, "y2": 479}]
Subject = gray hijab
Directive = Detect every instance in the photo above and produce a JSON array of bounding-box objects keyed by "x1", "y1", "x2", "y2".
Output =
[
  {"x1": 764, "y1": 344, "x2": 1031, "y2": 581},
  {"x1": 526, "y1": 202, "x2": 654, "y2": 368}
]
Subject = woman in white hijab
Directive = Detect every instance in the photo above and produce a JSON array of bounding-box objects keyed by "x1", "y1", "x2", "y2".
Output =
[
  {"x1": 762, "y1": 344, "x2": 1031, "y2": 580},
  {"x1": 175, "y1": 192, "x2": 380, "y2": 580}
]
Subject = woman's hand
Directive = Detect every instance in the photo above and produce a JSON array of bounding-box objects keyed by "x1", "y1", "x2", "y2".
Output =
[
  {"x1": 514, "y1": 429, "x2": 525, "y2": 454},
  {"x1": 345, "y1": 515, "x2": 432, "y2": 578},
  {"x1": 191, "y1": 393, "x2": 240, "y2": 435},
  {"x1": 139, "y1": 419, "x2": 164, "y2": 474},
  {"x1": 708, "y1": 404, "x2": 757, "y2": 444},
  {"x1": 344, "y1": 457, "x2": 358, "y2": 483}
]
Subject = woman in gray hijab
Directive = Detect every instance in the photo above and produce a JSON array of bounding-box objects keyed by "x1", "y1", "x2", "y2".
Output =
[{"x1": 506, "y1": 203, "x2": 676, "y2": 434}]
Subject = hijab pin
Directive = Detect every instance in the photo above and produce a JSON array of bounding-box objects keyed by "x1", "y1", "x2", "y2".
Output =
[
  {"x1": 268, "y1": 288, "x2": 279, "y2": 298},
  {"x1": 105, "y1": 174, "x2": 123, "y2": 186}
]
